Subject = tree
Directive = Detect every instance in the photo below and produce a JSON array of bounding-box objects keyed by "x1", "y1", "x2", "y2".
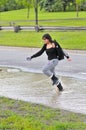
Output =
[
  {"x1": 39, "y1": 0, "x2": 63, "y2": 12},
  {"x1": 76, "y1": 0, "x2": 82, "y2": 17},
  {"x1": 62, "y1": 0, "x2": 75, "y2": 11},
  {"x1": 62, "y1": 0, "x2": 67, "y2": 11},
  {"x1": 39, "y1": 0, "x2": 75, "y2": 12},
  {"x1": 0, "y1": 0, "x2": 25, "y2": 12},
  {"x1": 0, "y1": 0, "x2": 8, "y2": 11}
]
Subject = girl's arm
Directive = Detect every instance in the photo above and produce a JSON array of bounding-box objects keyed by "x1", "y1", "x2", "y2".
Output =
[
  {"x1": 27, "y1": 44, "x2": 46, "y2": 60},
  {"x1": 62, "y1": 49, "x2": 71, "y2": 61}
]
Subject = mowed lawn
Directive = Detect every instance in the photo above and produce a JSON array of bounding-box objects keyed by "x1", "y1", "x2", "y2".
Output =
[
  {"x1": 0, "y1": 31, "x2": 86, "y2": 50},
  {"x1": 0, "y1": 9, "x2": 86, "y2": 50},
  {"x1": 0, "y1": 8, "x2": 86, "y2": 26}
]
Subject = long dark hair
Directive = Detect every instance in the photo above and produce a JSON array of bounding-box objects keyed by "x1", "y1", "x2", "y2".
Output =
[{"x1": 42, "y1": 33, "x2": 52, "y2": 42}]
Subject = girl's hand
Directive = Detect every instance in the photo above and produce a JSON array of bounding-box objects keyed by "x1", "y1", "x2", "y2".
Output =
[
  {"x1": 67, "y1": 58, "x2": 71, "y2": 61},
  {"x1": 52, "y1": 43, "x2": 56, "y2": 48},
  {"x1": 26, "y1": 57, "x2": 31, "y2": 61}
]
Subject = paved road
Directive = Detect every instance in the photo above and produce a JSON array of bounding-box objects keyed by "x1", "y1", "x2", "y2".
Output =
[{"x1": 0, "y1": 46, "x2": 86, "y2": 79}]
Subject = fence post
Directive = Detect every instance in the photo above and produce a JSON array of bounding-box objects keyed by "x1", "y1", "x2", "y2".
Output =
[{"x1": 14, "y1": 26, "x2": 20, "y2": 33}]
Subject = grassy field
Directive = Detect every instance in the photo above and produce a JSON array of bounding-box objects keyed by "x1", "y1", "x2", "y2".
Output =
[
  {"x1": 0, "y1": 96, "x2": 86, "y2": 130},
  {"x1": 0, "y1": 9, "x2": 86, "y2": 50},
  {"x1": 0, "y1": 31, "x2": 86, "y2": 50},
  {"x1": 0, "y1": 8, "x2": 86, "y2": 26}
]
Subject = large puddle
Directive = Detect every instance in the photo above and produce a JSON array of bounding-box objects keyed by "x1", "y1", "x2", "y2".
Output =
[{"x1": 0, "y1": 67, "x2": 86, "y2": 114}]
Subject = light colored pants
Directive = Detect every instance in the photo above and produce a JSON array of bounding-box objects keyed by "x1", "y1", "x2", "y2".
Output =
[{"x1": 42, "y1": 59, "x2": 58, "y2": 77}]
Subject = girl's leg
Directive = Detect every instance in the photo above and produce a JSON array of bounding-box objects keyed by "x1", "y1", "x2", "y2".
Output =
[
  {"x1": 42, "y1": 59, "x2": 63, "y2": 91},
  {"x1": 50, "y1": 67, "x2": 55, "y2": 76},
  {"x1": 42, "y1": 59, "x2": 58, "y2": 77},
  {"x1": 42, "y1": 59, "x2": 59, "y2": 85}
]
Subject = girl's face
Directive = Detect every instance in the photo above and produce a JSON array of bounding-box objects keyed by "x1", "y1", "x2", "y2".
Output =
[{"x1": 43, "y1": 38, "x2": 50, "y2": 44}]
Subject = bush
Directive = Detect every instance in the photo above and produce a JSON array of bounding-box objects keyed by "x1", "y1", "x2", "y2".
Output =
[
  {"x1": 39, "y1": 0, "x2": 63, "y2": 12},
  {"x1": 66, "y1": 5, "x2": 76, "y2": 11},
  {"x1": 80, "y1": 3, "x2": 86, "y2": 11},
  {"x1": 0, "y1": 0, "x2": 25, "y2": 12}
]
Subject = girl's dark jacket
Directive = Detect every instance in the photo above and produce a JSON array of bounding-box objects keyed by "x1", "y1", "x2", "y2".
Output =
[{"x1": 31, "y1": 40, "x2": 70, "y2": 60}]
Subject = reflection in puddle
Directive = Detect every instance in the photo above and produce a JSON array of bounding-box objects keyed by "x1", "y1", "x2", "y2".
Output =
[{"x1": 0, "y1": 67, "x2": 86, "y2": 114}]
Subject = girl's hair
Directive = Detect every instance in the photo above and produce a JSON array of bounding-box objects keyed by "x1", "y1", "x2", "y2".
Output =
[{"x1": 42, "y1": 33, "x2": 52, "y2": 42}]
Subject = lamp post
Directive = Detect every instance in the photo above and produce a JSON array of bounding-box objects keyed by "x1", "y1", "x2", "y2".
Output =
[{"x1": 35, "y1": 0, "x2": 39, "y2": 32}]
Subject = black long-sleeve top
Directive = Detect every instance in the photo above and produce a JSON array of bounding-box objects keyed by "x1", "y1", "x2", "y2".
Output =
[{"x1": 31, "y1": 44, "x2": 69, "y2": 60}]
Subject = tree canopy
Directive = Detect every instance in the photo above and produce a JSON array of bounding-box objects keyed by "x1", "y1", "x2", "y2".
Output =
[
  {"x1": 39, "y1": 0, "x2": 86, "y2": 12},
  {"x1": 0, "y1": 0, "x2": 86, "y2": 12}
]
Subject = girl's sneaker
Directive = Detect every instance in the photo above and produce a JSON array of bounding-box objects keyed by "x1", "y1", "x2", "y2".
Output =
[
  {"x1": 51, "y1": 75, "x2": 58, "y2": 85},
  {"x1": 57, "y1": 82, "x2": 63, "y2": 91}
]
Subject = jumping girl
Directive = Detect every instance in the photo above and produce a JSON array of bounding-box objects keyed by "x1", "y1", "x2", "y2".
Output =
[{"x1": 27, "y1": 33, "x2": 71, "y2": 91}]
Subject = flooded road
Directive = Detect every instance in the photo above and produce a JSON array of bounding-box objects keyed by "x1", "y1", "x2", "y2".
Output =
[
  {"x1": 0, "y1": 67, "x2": 86, "y2": 115},
  {"x1": 0, "y1": 47, "x2": 86, "y2": 114}
]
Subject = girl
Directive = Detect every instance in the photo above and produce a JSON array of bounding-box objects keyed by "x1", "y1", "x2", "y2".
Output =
[{"x1": 27, "y1": 33, "x2": 71, "y2": 91}]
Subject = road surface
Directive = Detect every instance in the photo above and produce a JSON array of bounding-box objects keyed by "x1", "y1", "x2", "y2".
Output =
[{"x1": 0, "y1": 46, "x2": 86, "y2": 79}]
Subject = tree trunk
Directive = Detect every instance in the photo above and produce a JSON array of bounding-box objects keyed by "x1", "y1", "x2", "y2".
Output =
[
  {"x1": 76, "y1": 3, "x2": 79, "y2": 17},
  {"x1": 34, "y1": 0, "x2": 39, "y2": 32},
  {"x1": 63, "y1": 4, "x2": 66, "y2": 11}
]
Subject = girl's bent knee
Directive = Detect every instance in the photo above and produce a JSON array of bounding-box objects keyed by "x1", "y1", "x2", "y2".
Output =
[{"x1": 42, "y1": 68, "x2": 47, "y2": 74}]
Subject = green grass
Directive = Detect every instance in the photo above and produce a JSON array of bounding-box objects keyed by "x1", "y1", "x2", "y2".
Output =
[
  {"x1": 0, "y1": 8, "x2": 86, "y2": 26},
  {"x1": 0, "y1": 31, "x2": 86, "y2": 50},
  {"x1": 0, "y1": 9, "x2": 86, "y2": 50},
  {"x1": 0, "y1": 96, "x2": 86, "y2": 130},
  {"x1": 1, "y1": 8, "x2": 86, "y2": 20}
]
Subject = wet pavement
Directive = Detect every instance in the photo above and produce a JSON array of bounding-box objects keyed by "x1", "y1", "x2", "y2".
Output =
[{"x1": 0, "y1": 46, "x2": 86, "y2": 114}]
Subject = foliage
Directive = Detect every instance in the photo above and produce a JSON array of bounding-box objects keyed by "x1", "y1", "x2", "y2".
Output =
[
  {"x1": 40, "y1": 0, "x2": 64, "y2": 12},
  {"x1": 39, "y1": 0, "x2": 86, "y2": 12},
  {"x1": 0, "y1": 0, "x2": 86, "y2": 12},
  {"x1": 39, "y1": 0, "x2": 63, "y2": 12},
  {"x1": 0, "y1": 0, "x2": 25, "y2": 12},
  {"x1": 61, "y1": 0, "x2": 73, "y2": 11},
  {"x1": 75, "y1": 0, "x2": 86, "y2": 11},
  {"x1": 75, "y1": 0, "x2": 84, "y2": 17}
]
